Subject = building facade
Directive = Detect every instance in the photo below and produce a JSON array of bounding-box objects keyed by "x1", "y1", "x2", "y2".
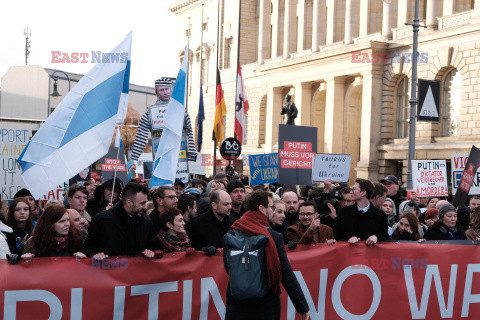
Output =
[{"x1": 171, "y1": 0, "x2": 480, "y2": 184}]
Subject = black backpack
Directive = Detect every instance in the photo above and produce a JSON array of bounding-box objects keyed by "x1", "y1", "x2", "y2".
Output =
[{"x1": 224, "y1": 229, "x2": 269, "y2": 300}]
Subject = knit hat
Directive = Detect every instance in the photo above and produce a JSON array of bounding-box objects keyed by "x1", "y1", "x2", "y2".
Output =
[
  {"x1": 438, "y1": 204, "x2": 456, "y2": 220},
  {"x1": 14, "y1": 188, "x2": 33, "y2": 199},
  {"x1": 226, "y1": 179, "x2": 245, "y2": 194}
]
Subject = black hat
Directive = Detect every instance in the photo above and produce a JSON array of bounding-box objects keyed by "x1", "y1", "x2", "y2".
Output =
[
  {"x1": 174, "y1": 178, "x2": 185, "y2": 188},
  {"x1": 226, "y1": 179, "x2": 245, "y2": 194},
  {"x1": 379, "y1": 175, "x2": 399, "y2": 185},
  {"x1": 14, "y1": 188, "x2": 33, "y2": 199},
  {"x1": 155, "y1": 77, "x2": 175, "y2": 86}
]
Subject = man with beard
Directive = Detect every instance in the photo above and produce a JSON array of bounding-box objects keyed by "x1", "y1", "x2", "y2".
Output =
[
  {"x1": 287, "y1": 201, "x2": 335, "y2": 245},
  {"x1": 85, "y1": 183, "x2": 154, "y2": 259},
  {"x1": 227, "y1": 180, "x2": 246, "y2": 219},
  {"x1": 281, "y1": 191, "x2": 300, "y2": 230},
  {"x1": 380, "y1": 175, "x2": 404, "y2": 214},
  {"x1": 149, "y1": 186, "x2": 178, "y2": 239}
]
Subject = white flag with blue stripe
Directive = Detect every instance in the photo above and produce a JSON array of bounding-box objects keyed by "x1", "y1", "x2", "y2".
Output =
[
  {"x1": 150, "y1": 47, "x2": 188, "y2": 189},
  {"x1": 18, "y1": 32, "x2": 132, "y2": 198}
]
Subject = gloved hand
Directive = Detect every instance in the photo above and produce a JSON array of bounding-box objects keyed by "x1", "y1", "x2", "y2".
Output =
[
  {"x1": 201, "y1": 246, "x2": 217, "y2": 256},
  {"x1": 185, "y1": 247, "x2": 195, "y2": 256},
  {"x1": 154, "y1": 250, "x2": 164, "y2": 259},
  {"x1": 7, "y1": 254, "x2": 20, "y2": 265},
  {"x1": 288, "y1": 241, "x2": 297, "y2": 250}
]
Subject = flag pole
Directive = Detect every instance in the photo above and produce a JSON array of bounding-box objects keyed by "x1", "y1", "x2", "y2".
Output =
[
  {"x1": 186, "y1": 17, "x2": 191, "y2": 114},
  {"x1": 213, "y1": 0, "x2": 221, "y2": 176},
  {"x1": 200, "y1": 5, "x2": 204, "y2": 85},
  {"x1": 234, "y1": 0, "x2": 242, "y2": 140},
  {"x1": 111, "y1": 123, "x2": 123, "y2": 204}
]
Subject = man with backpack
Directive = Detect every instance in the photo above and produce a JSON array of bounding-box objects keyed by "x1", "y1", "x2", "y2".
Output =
[{"x1": 223, "y1": 191, "x2": 310, "y2": 320}]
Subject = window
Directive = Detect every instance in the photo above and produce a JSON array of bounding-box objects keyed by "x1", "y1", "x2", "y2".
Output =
[
  {"x1": 396, "y1": 77, "x2": 410, "y2": 138},
  {"x1": 224, "y1": 38, "x2": 233, "y2": 69},
  {"x1": 442, "y1": 69, "x2": 462, "y2": 136}
]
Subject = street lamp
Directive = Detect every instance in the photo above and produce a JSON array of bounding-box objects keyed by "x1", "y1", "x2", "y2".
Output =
[{"x1": 47, "y1": 70, "x2": 71, "y2": 116}]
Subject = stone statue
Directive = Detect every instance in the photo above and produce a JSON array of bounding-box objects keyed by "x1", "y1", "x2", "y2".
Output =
[{"x1": 281, "y1": 94, "x2": 298, "y2": 125}]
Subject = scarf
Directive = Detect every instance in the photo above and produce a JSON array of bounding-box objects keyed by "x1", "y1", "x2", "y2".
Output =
[
  {"x1": 156, "y1": 230, "x2": 191, "y2": 252},
  {"x1": 54, "y1": 235, "x2": 69, "y2": 253},
  {"x1": 231, "y1": 210, "x2": 282, "y2": 294},
  {"x1": 439, "y1": 223, "x2": 461, "y2": 240}
]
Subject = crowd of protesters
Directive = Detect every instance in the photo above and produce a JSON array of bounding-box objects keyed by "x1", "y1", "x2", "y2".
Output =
[{"x1": 0, "y1": 171, "x2": 478, "y2": 263}]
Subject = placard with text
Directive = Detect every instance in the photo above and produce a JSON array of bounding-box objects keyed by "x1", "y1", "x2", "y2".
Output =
[
  {"x1": 412, "y1": 160, "x2": 448, "y2": 197},
  {"x1": 278, "y1": 124, "x2": 317, "y2": 185}
]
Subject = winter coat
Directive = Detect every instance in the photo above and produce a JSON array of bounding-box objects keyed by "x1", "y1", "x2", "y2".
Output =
[{"x1": 186, "y1": 208, "x2": 236, "y2": 250}]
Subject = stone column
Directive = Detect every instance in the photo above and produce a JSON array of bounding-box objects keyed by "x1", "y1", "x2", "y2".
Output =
[
  {"x1": 355, "y1": 71, "x2": 383, "y2": 181},
  {"x1": 326, "y1": 0, "x2": 336, "y2": 44},
  {"x1": 443, "y1": 0, "x2": 454, "y2": 16},
  {"x1": 294, "y1": 82, "x2": 312, "y2": 126},
  {"x1": 426, "y1": 0, "x2": 438, "y2": 27},
  {"x1": 474, "y1": 0, "x2": 480, "y2": 20},
  {"x1": 397, "y1": 0, "x2": 408, "y2": 27},
  {"x1": 258, "y1": 0, "x2": 271, "y2": 64},
  {"x1": 345, "y1": 0, "x2": 353, "y2": 44},
  {"x1": 271, "y1": 1, "x2": 279, "y2": 58},
  {"x1": 359, "y1": 0, "x2": 370, "y2": 37},
  {"x1": 265, "y1": 87, "x2": 284, "y2": 153},
  {"x1": 324, "y1": 77, "x2": 345, "y2": 154},
  {"x1": 283, "y1": 0, "x2": 297, "y2": 58},
  {"x1": 312, "y1": 0, "x2": 327, "y2": 51},
  {"x1": 382, "y1": 0, "x2": 394, "y2": 41},
  {"x1": 297, "y1": 0, "x2": 305, "y2": 51}
]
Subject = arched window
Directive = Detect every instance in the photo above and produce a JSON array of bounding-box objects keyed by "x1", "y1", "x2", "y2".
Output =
[
  {"x1": 442, "y1": 69, "x2": 462, "y2": 136},
  {"x1": 396, "y1": 77, "x2": 410, "y2": 138}
]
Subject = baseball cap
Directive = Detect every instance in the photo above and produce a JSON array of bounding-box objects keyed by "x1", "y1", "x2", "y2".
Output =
[{"x1": 379, "y1": 175, "x2": 399, "y2": 185}]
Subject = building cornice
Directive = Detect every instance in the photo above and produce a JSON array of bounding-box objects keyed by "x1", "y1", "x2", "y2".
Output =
[{"x1": 169, "y1": 0, "x2": 203, "y2": 13}]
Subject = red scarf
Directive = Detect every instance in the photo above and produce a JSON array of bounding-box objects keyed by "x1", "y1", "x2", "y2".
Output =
[{"x1": 231, "y1": 210, "x2": 282, "y2": 294}]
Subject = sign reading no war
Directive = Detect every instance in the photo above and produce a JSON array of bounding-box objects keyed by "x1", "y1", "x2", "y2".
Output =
[
  {"x1": 312, "y1": 154, "x2": 352, "y2": 182},
  {"x1": 249, "y1": 153, "x2": 278, "y2": 185}
]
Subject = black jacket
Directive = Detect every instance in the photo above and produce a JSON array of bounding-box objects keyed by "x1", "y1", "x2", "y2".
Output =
[
  {"x1": 424, "y1": 222, "x2": 466, "y2": 240},
  {"x1": 333, "y1": 203, "x2": 389, "y2": 241},
  {"x1": 84, "y1": 203, "x2": 151, "y2": 257},
  {"x1": 186, "y1": 208, "x2": 236, "y2": 250},
  {"x1": 148, "y1": 208, "x2": 162, "y2": 240},
  {"x1": 223, "y1": 228, "x2": 309, "y2": 320}
]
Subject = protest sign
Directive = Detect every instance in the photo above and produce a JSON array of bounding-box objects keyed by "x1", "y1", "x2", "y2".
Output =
[
  {"x1": 249, "y1": 153, "x2": 278, "y2": 185},
  {"x1": 278, "y1": 124, "x2": 317, "y2": 185},
  {"x1": 453, "y1": 146, "x2": 480, "y2": 207},
  {"x1": 451, "y1": 152, "x2": 480, "y2": 195},
  {"x1": 41, "y1": 182, "x2": 69, "y2": 202},
  {"x1": 176, "y1": 161, "x2": 189, "y2": 184},
  {"x1": 412, "y1": 160, "x2": 448, "y2": 197},
  {"x1": 2, "y1": 242, "x2": 480, "y2": 320},
  {"x1": 188, "y1": 152, "x2": 206, "y2": 175},
  {"x1": 100, "y1": 147, "x2": 128, "y2": 185},
  {"x1": 312, "y1": 154, "x2": 352, "y2": 182},
  {"x1": 0, "y1": 127, "x2": 31, "y2": 200}
]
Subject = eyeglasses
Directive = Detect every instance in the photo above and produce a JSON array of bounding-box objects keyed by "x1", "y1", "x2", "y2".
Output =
[
  {"x1": 299, "y1": 212, "x2": 315, "y2": 216},
  {"x1": 163, "y1": 195, "x2": 178, "y2": 200}
]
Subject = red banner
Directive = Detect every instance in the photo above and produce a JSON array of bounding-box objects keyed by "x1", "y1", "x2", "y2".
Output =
[{"x1": 1, "y1": 242, "x2": 480, "y2": 319}]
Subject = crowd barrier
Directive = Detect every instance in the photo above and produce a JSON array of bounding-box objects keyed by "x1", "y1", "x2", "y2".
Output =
[{"x1": 1, "y1": 241, "x2": 480, "y2": 320}]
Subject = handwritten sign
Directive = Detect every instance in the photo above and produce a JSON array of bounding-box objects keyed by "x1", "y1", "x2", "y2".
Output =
[
  {"x1": 41, "y1": 182, "x2": 69, "y2": 202},
  {"x1": 0, "y1": 127, "x2": 31, "y2": 200},
  {"x1": 312, "y1": 154, "x2": 352, "y2": 182},
  {"x1": 412, "y1": 160, "x2": 448, "y2": 197},
  {"x1": 249, "y1": 153, "x2": 278, "y2": 185},
  {"x1": 451, "y1": 153, "x2": 480, "y2": 195}
]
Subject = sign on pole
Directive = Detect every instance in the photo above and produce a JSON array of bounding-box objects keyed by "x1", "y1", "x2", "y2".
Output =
[
  {"x1": 312, "y1": 154, "x2": 352, "y2": 183},
  {"x1": 249, "y1": 153, "x2": 278, "y2": 185},
  {"x1": 451, "y1": 152, "x2": 480, "y2": 195},
  {"x1": 417, "y1": 79, "x2": 441, "y2": 122},
  {"x1": 453, "y1": 146, "x2": 480, "y2": 207},
  {"x1": 278, "y1": 124, "x2": 317, "y2": 185},
  {"x1": 412, "y1": 160, "x2": 448, "y2": 197},
  {"x1": 100, "y1": 147, "x2": 128, "y2": 186},
  {"x1": 1, "y1": 127, "x2": 31, "y2": 200}
]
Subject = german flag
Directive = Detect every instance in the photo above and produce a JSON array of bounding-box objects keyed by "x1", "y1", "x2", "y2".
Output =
[{"x1": 213, "y1": 68, "x2": 227, "y2": 142}]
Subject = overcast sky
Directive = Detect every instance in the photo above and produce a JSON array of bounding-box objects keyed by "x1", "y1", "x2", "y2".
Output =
[{"x1": 0, "y1": 0, "x2": 181, "y2": 87}]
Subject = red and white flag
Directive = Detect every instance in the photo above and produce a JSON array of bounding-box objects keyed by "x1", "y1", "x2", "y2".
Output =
[{"x1": 234, "y1": 63, "x2": 249, "y2": 144}]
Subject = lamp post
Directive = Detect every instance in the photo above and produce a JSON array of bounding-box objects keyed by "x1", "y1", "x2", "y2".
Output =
[{"x1": 47, "y1": 70, "x2": 71, "y2": 117}]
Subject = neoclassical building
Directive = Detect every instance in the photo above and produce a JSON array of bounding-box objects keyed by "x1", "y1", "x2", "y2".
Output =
[{"x1": 170, "y1": 0, "x2": 480, "y2": 184}]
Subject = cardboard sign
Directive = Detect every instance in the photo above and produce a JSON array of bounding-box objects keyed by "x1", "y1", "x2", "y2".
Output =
[
  {"x1": 41, "y1": 182, "x2": 69, "y2": 202},
  {"x1": 453, "y1": 146, "x2": 480, "y2": 207},
  {"x1": 451, "y1": 152, "x2": 480, "y2": 195},
  {"x1": 312, "y1": 154, "x2": 352, "y2": 182},
  {"x1": 412, "y1": 160, "x2": 448, "y2": 197},
  {"x1": 100, "y1": 147, "x2": 128, "y2": 186},
  {"x1": 278, "y1": 124, "x2": 317, "y2": 185},
  {"x1": 188, "y1": 152, "x2": 206, "y2": 175},
  {"x1": 176, "y1": 161, "x2": 189, "y2": 184},
  {"x1": 249, "y1": 153, "x2": 279, "y2": 185},
  {"x1": 0, "y1": 127, "x2": 31, "y2": 200}
]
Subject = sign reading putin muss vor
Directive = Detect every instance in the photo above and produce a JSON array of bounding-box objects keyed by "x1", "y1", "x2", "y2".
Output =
[{"x1": 278, "y1": 124, "x2": 317, "y2": 185}]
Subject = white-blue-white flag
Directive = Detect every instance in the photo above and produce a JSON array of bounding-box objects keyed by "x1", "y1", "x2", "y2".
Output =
[
  {"x1": 114, "y1": 126, "x2": 124, "y2": 149},
  {"x1": 150, "y1": 47, "x2": 188, "y2": 189},
  {"x1": 18, "y1": 32, "x2": 132, "y2": 198}
]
